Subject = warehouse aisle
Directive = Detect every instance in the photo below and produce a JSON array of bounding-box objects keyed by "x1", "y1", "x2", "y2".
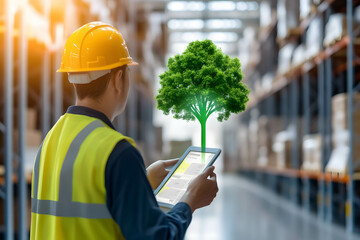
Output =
[{"x1": 185, "y1": 174, "x2": 360, "y2": 240}]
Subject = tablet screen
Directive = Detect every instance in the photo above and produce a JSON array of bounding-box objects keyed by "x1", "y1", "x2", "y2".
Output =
[{"x1": 155, "y1": 151, "x2": 215, "y2": 205}]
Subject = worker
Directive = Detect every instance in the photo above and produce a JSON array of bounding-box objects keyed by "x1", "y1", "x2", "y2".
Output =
[{"x1": 30, "y1": 22, "x2": 218, "y2": 240}]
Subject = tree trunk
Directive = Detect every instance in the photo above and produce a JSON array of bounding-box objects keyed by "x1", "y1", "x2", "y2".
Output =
[
  {"x1": 201, "y1": 120, "x2": 206, "y2": 151},
  {"x1": 201, "y1": 120, "x2": 206, "y2": 163}
]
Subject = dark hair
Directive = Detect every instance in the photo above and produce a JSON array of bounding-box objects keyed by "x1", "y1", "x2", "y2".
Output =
[{"x1": 74, "y1": 65, "x2": 126, "y2": 100}]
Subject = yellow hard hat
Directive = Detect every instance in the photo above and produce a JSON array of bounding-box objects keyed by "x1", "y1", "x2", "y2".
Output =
[{"x1": 57, "y1": 22, "x2": 137, "y2": 73}]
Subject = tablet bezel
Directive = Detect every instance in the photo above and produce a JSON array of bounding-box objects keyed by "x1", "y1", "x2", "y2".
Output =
[{"x1": 154, "y1": 146, "x2": 221, "y2": 209}]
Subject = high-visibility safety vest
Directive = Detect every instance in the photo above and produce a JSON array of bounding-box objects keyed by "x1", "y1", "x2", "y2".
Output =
[{"x1": 30, "y1": 113, "x2": 136, "y2": 240}]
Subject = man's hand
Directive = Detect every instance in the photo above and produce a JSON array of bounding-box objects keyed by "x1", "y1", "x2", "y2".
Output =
[
  {"x1": 179, "y1": 166, "x2": 218, "y2": 213},
  {"x1": 147, "y1": 159, "x2": 179, "y2": 190}
]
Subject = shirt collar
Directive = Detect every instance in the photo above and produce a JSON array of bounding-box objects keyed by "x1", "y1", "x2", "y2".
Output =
[{"x1": 66, "y1": 105, "x2": 115, "y2": 130}]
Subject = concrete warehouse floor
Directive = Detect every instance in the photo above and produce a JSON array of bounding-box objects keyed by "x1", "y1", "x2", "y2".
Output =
[{"x1": 185, "y1": 174, "x2": 360, "y2": 240}]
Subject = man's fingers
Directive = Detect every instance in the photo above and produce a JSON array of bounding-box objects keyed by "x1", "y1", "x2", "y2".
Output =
[
  {"x1": 163, "y1": 158, "x2": 179, "y2": 166},
  {"x1": 209, "y1": 172, "x2": 217, "y2": 181},
  {"x1": 202, "y1": 166, "x2": 215, "y2": 178}
]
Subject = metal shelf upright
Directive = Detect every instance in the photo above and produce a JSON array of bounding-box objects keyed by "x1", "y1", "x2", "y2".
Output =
[
  {"x1": 346, "y1": 0, "x2": 356, "y2": 233},
  {"x1": 18, "y1": 2, "x2": 29, "y2": 240},
  {"x1": 290, "y1": 79, "x2": 300, "y2": 205},
  {"x1": 3, "y1": 0, "x2": 14, "y2": 239}
]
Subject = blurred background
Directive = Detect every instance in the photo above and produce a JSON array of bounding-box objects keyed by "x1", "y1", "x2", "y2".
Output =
[{"x1": 1, "y1": 0, "x2": 360, "y2": 239}]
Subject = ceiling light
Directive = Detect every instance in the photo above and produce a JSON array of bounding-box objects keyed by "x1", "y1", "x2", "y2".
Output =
[
  {"x1": 168, "y1": 19, "x2": 204, "y2": 30},
  {"x1": 208, "y1": 1, "x2": 236, "y2": 11},
  {"x1": 167, "y1": 1, "x2": 206, "y2": 12},
  {"x1": 206, "y1": 19, "x2": 242, "y2": 29}
]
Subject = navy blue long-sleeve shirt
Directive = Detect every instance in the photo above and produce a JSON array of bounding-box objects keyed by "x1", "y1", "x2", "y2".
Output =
[{"x1": 67, "y1": 106, "x2": 192, "y2": 240}]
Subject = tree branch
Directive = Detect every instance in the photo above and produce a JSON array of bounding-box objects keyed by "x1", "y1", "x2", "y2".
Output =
[
  {"x1": 207, "y1": 101, "x2": 215, "y2": 112},
  {"x1": 206, "y1": 106, "x2": 216, "y2": 119},
  {"x1": 193, "y1": 104, "x2": 201, "y2": 115},
  {"x1": 190, "y1": 105, "x2": 201, "y2": 120},
  {"x1": 206, "y1": 102, "x2": 215, "y2": 116},
  {"x1": 191, "y1": 104, "x2": 200, "y2": 115}
]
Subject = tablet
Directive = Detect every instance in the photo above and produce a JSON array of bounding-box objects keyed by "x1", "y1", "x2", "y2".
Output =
[{"x1": 154, "y1": 146, "x2": 221, "y2": 209}]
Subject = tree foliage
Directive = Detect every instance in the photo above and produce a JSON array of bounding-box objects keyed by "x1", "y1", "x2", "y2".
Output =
[{"x1": 156, "y1": 40, "x2": 250, "y2": 124}]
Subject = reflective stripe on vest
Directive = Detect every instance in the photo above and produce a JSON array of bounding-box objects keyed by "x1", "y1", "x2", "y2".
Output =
[{"x1": 31, "y1": 120, "x2": 112, "y2": 219}]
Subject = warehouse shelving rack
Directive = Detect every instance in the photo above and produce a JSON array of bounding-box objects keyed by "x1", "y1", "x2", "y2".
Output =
[
  {"x1": 236, "y1": 0, "x2": 360, "y2": 234},
  {"x1": 1, "y1": 1, "x2": 158, "y2": 239},
  {"x1": 1, "y1": 1, "x2": 56, "y2": 239}
]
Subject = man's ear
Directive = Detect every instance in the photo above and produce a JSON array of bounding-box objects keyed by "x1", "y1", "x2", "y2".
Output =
[{"x1": 112, "y1": 68, "x2": 123, "y2": 93}]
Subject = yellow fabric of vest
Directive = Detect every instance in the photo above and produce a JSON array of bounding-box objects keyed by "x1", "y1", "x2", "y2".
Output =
[{"x1": 30, "y1": 113, "x2": 136, "y2": 240}]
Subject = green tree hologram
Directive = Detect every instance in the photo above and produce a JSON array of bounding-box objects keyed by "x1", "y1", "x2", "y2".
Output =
[{"x1": 156, "y1": 40, "x2": 250, "y2": 154}]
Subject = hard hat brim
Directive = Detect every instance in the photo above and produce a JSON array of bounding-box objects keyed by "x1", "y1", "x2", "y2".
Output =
[{"x1": 57, "y1": 60, "x2": 139, "y2": 73}]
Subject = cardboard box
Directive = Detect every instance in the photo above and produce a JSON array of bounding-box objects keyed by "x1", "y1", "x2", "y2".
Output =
[
  {"x1": 301, "y1": 134, "x2": 322, "y2": 172},
  {"x1": 328, "y1": 130, "x2": 360, "y2": 175},
  {"x1": 13, "y1": 128, "x2": 42, "y2": 153},
  {"x1": 331, "y1": 93, "x2": 360, "y2": 132},
  {"x1": 27, "y1": 108, "x2": 37, "y2": 130},
  {"x1": 237, "y1": 123, "x2": 250, "y2": 166},
  {"x1": 257, "y1": 116, "x2": 278, "y2": 167},
  {"x1": 272, "y1": 131, "x2": 292, "y2": 169},
  {"x1": 14, "y1": 108, "x2": 37, "y2": 130},
  {"x1": 275, "y1": 140, "x2": 292, "y2": 169}
]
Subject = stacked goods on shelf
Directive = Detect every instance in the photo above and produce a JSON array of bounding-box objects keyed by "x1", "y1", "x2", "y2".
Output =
[
  {"x1": 292, "y1": 44, "x2": 307, "y2": 67},
  {"x1": 312, "y1": 0, "x2": 324, "y2": 6},
  {"x1": 272, "y1": 131, "x2": 293, "y2": 169},
  {"x1": 239, "y1": 27, "x2": 259, "y2": 74},
  {"x1": 277, "y1": 43, "x2": 296, "y2": 74},
  {"x1": 257, "y1": 117, "x2": 269, "y2": 167},
  {"x1": 13, "y1": 108, "x2": 42, "y2": 173},
  {"x1": 301, "y1": 134, "x2": 322, "y2": 172},
  {"x1": 331, "y1": 93, "x2": 360, "y2": 133},
  {"x1": 260, "y1": 1, "x2": 271, "y2": 28},
  {"x1": 277, "y1": 0, "x2": 300, "y2": 39},
  {"x1": 248, "y1": 110, "x2": 259, "y2": 165},
  {"x1": 276, "y1": 0, "x2": 287, "y2": 39},
  {"x1": 257, "y1": 117, "x2": 280, "y2": 167},
  {"x1": 259, "y1": 0, "x2": 275, "y2": 28},
  {"x1": 356, "y1": 6, "x2": 360, "y2": 23},
  {"x1": 324, "y1": 13, "x2": 359, "y2": 47},
  {"x1": 222, "y1": 117, "x2": 244, "y2": 172},
  {"x1": 305, "y1": 16, "x2": 323, "y2": 60},
  {"x1": 252, "y1": 72, "x2": 262, "y2": 97},
  {"x1": 223, "y1": 122, "x2": 243, "y2": 172},
  {"x1": 326, "y1": 93, "x2": 360, "y2": 175},
  {"x1": 238, "y1": 123, "x2": 251, "y2": 169},
  {"x1": 272, "y1": 120, "x2": 303, "y2": 169},
  {"x1": 300, "y1": 0, "x2": 311, "y2": 20},
  {"x1": 262, "y1": 72, "x2": 275, "y2": 91}
]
